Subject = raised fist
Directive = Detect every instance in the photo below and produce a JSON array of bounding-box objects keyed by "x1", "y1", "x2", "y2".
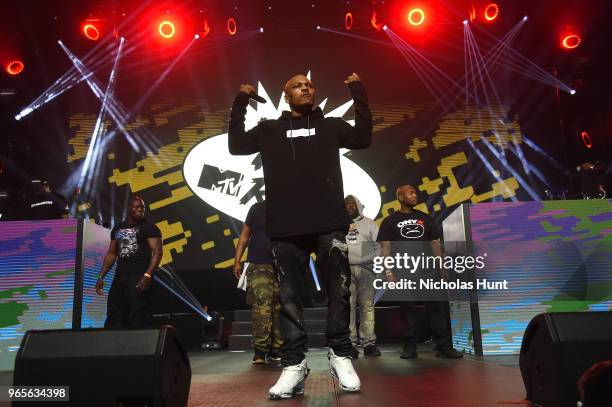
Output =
[
  {"x1": 344, "y1": 73, "x2": 361, "y2": 84},
  {"x1": 239, "y1": 83, "x2": 256, "y2": 94}
]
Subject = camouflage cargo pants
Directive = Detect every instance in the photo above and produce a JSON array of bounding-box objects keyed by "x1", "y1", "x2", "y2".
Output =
[{"x1": 246, "y1": 263, "x2": 283, "y2": 353}]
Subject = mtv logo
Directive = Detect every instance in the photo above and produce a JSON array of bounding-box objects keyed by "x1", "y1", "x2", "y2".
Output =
[{"x1": 198, "y1": 164, "x2": 243, "y2": 197}]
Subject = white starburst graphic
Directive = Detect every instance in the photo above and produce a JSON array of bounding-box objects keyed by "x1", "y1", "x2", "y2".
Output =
[{"x1": 183, "y1": 72, "x2": 381, "y2": 222}]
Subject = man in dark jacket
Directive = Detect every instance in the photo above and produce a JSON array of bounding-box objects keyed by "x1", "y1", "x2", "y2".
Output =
[{"x1": 229, "y1": 73, "x2": 372, "y2": 399}]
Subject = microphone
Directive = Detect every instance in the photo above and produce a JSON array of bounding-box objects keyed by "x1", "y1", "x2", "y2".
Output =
[{"x1": 248, "y1": 92, "x2": 267, "y2": 104}]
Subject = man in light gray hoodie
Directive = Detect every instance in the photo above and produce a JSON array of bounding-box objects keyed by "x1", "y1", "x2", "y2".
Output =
[{"x1": 345, "y1": 195, "x2": 381, "y2": 357}]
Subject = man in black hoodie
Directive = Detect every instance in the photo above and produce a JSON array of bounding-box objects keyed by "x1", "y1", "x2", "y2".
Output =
[{"x1": 229, "y1": 73, "x2": 372, "y2": 398}]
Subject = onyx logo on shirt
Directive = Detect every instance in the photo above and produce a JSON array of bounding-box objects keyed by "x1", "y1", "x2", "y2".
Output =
[
  {"x1": 346, "y1": 223, "x2": 359, "y2": 244},
  {"x1": 115, "y1": 227, "x2": 140, "y2": 259},
  {"x1": 397, "y1": 219, "x2": 425, "y2": 239}
]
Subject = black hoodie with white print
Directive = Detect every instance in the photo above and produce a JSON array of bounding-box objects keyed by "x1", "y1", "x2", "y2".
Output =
[{"x1": 228, "y1": 81, "x2": 372, "y2": 238}]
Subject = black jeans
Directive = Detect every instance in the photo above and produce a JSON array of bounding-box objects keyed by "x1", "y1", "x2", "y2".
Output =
[
  {"x1": 272, "y1": 228, "x2": 352, "y2": 366},
  {"x1": 104, "y1": 271, "x2": 152, "y2": 329},
  {"x1": 401, "y1": 301, "x2": 452, "y2": 351}
]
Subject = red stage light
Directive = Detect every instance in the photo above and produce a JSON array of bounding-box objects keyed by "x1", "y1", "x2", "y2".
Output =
[
  {"x1": 227, "y1": 18, "x2": 237, "y2": 35},
  {"x1": 83, "y1": 23, "x2": 100, "y2": 40},
  {"x1": 158, "y1": 20, "x2": 176, "y2": 39},
  {"x1": 345, "y1": 12, "x2": 354, "y2": 30},
  {"x1": 407, "y1": 8, "x2": 425, "y2": 26},
  {"x1": 469, "y1": 6, "x2": 477, "y2": 22},
  {"x1": 371, "y1": 10, "x2": 383, "y2": 31},
  {"x1": 483, "y1": 3, "x2": 499, "y2": 22},
  {"x1": 6, "y1": 60, "x2": 24, "y2": 76},
  {"x1": 561, "y1": 33, "x2": 581, "y2": 49},
  {"x1": 580, "y1": 131, "x2": 592, "y2": 148},
  {"x1": 201, "y1": 19, "x2": 211, "y2": 38}
]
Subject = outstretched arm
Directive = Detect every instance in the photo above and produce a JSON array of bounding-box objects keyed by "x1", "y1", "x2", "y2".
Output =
[
  {"x1": 338, "y1": 73, "x2": 373, "y2": 150},
  {"x1": 228, "y1": 84, "x2": 261, "y2": 155}
]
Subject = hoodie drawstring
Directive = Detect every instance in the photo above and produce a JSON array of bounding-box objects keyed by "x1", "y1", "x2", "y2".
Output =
[
  {"x1": 288, "y1": 113, "x2": 312, "y2": 161},
  {"x1": 289, "y1": 117, "x2": 295, "y2": 161}
]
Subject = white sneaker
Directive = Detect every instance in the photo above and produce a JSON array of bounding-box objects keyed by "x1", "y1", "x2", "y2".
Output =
[
  {"x1": 328, "y1": 348, "x2": 361, "y2": 392},
  {"x1": 268, "y1": 359, "x2": 310, "y2": 399}
]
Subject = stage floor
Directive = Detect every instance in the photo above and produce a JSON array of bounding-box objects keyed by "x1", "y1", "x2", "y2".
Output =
[
  {"x1": 187, "y1": 344, "x2": 526, "y2": 407},
  {"x1": 0, "y1": 344, "x2": 527, "y2": 407}
]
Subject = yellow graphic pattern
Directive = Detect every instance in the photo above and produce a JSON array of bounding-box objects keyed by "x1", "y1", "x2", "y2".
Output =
[
  {"x1": 67, "y1": 114, "x2": 105, "y2": 163},
  {"x1": 371, "y1": 104, "x2": 425, "y2": 132},
  {"x1": 434, "y1": 105, "x2": 521, "y2": 150},
  {"x1": 67, "y1": 101, "x2": 526, "y2": 267},
  {"x1": 405, "y1": 138, "x2": 428, "y2": 163},
  {"x1": 67, "y1": 115, "x2": 150, "y2": 163},
  {"x1": 419, "y1": 152, "x2": 519, "y2": 208},
  {"x1": 156, "y1": 220, "x2": 192, "y2": 266}
]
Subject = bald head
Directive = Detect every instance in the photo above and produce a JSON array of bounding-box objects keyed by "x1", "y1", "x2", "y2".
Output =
[
  {"x1": 284, "y1": 74, "x2": 315, "y2": 112},
  {"x1": 284, "y1": 75, "x2": 310, "y2": 93},
  {"x1": 396, "y1": 184, "x2": 418, "y2": 209}
]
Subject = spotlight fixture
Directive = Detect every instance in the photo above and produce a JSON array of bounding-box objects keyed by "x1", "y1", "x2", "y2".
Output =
[
  {"x1": 561, "y1": 33, "x2": 581, "y2": 50},
  {"x1": 483, "y1": 3, "x2": 499, "y2": 22},
  {"x1": 82, "y1": 23, "x2": 100, "y2": 40},
  {"x1": 345, "y1": 12, "x2": 353, "y2": 30},
  {"x1": 371, "y1": 10, "x2": 383, "y2": 31},
  {"x1": 158, "y1": 20, "x2": 176, "y2": 39},
  {"x1": 201, "y1": 19, "x2": 211, "y2": 38},
  {"x1": 407, "y1": 8, "x2": 425, "y2": 26},
  {"x1": 580, "y1": 131, "x2": 592, "y2": 148},
  {"x1": 6, "y1": 60, "x2": 24, "y2": 76},
  {"x1": 469, "y1": 6, "x2": 477, "y2": 22},
  {"x1": 227, "y1": 17, "x2": 237, "y2": 35}
]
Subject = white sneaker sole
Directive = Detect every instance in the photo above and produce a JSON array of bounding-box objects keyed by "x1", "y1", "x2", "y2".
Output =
[
  {"x1": 330, "y1": 368, "x2": 361, "y2": 392},
  {"x1": 268, "y1": 381, "x2": 305, "y2": 399}
]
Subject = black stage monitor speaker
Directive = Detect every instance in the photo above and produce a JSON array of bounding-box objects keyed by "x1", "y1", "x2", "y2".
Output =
[
  {"x1": 519, "y1": 312, "x2": 612, "y2": 407},
  {"x1": 13, "y1": 326, "x2": 191, "y2": 406}
]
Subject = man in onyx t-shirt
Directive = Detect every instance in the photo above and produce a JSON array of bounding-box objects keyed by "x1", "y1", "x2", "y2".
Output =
[
  {"x1": 96, "y1": 195, "x2": 163, "y2": 328},
  {"x1": 234, "y1": 200, "x2": 283, "y2": 365},
  {"x1": 377, "y1": 185, "x2": 463, "y2": 359}
]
